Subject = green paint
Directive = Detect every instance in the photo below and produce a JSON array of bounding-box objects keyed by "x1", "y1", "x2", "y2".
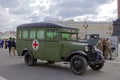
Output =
[{"x1": 16, "y1": 23, "x2": 85, "y2": 61}]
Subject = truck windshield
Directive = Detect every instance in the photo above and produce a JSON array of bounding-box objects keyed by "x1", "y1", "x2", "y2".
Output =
[{"x1": 61, "y1": 33, "x2": 77, "y2": 41}]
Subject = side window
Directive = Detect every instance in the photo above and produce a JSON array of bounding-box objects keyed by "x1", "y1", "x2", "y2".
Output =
[
  {"x1": 18, "y1": 30, "x2": 22, "y2": 39},
  {"x1": 46, "y1": 30, "x2": 58, "y2": 40},
  {"x1": 61, "y1": 33, "x2": 77, "y2": 41},
  {"x1": 30, "y1": 30, "x2": 36, "y2": 39},
  {"x1": 37, "y1": 30, "x2": 44, "y2": 39},
  {"x1": 22, "y1": 30, "x2": 28, "y2": 39},
  {"x1": 62, "y1": 33, "x2": 70, "y2": 40}
]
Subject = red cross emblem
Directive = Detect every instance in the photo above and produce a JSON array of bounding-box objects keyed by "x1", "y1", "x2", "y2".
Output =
[{"x1": 32, "y1": 39, "x2": 39, "y2": 50}]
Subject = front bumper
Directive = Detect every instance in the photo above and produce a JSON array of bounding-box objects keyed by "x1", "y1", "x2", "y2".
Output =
[{"x1": 89, "y1": 60, "x2": 105, "y2": 65}]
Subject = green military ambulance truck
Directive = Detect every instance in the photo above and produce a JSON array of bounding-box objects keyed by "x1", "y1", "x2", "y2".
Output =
[{"x1": 16, "y1": 22, "x2": 104, "y2": 75}]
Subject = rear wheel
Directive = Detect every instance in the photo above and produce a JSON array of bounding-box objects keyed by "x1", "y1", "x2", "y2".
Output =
[
  {"x1": 70, "y1": 55, "x2": 87, "y2": 75},
  {"x1": 24, "y1": 52, "x2": 37, "y2": 66}
]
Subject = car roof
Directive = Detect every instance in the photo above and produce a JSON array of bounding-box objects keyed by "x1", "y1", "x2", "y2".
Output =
[{"x1": 17, "y1": 22, "x2": 78, "y2": 30}]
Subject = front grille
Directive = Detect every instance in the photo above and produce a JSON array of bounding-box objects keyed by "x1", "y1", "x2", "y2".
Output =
[{"x1": 87, "y1": 45, "x2": 96, "y2": 61}]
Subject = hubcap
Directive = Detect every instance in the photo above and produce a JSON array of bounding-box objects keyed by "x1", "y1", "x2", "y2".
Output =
[
  {"x1": 26, "y1": 55, "x2": 31, "y2": 63},
  {"x1": 73, "y1": 58, "x2": 83, "y2": 71}
]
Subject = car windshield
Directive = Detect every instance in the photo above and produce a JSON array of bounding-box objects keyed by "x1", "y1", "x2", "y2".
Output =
[{"x1": 61, "y1": 33, "x2": 77, "y2": 41}]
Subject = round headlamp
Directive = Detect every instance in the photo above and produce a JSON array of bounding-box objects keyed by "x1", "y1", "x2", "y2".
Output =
[{"x1": 84, "y1": 46, "x2": 89, "y2": 52}]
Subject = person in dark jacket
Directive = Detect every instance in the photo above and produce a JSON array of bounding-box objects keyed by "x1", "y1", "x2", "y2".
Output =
[
  {"x1": 8, "y1": 37, "x2": 12, "y2": 56},
  {"x1": 1, "y1": 39, "x2": 4, "y2": 48},
  {"x1": 11, "y1": 38, "x2": 16, "y2": 56},
  {"x1": 5, "y1": 39, "x2": 8, "y2": 49},
  {"x1": 0, "y1": 39, "x2": 2, "y2": 49}
]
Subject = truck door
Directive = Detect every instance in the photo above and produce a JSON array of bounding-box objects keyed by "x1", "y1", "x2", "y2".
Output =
[{"x1": 44, "y1": 29, "x2": 60, "y2": 61}]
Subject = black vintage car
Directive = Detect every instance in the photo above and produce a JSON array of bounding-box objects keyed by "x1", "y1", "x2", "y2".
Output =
[{"x1": 79, "y1": 34, "x2": 105, "y2": 71}]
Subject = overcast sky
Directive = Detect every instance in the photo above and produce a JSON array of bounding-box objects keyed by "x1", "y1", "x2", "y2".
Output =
[{"x1": 0, "y1": 0, "x2": 117, "y2": 32}]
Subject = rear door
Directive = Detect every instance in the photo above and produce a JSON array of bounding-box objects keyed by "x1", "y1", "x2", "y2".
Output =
[{"x1": 30, "y1": 30, "x2": 45, "y2": 59}]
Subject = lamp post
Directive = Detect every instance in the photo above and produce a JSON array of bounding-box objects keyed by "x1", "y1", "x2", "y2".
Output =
[
  {"x1": 83, "y1": 21, "x2": 88, "y2": 39},
  {"x1": 108, "y1": 24, "x2": 113, "y2": 36}
]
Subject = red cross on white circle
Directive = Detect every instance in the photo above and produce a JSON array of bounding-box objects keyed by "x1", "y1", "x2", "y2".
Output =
[{"x1": 32, "y1": 39, "x2": 39, "y2": 50}]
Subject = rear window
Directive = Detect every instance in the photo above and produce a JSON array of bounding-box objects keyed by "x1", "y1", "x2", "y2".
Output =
[
  {"x1": 22, "y1": 30, "x2": 28, "y2": 39},
  {"x1": 37, "y1": 30, "x2": 44, "y2": 40},
  {"x1": 18, "y1": 31, "x2": 22, "y2": 39},
  {"x1": 30, "y1": 30, "x2": 36, "y2": 39}
]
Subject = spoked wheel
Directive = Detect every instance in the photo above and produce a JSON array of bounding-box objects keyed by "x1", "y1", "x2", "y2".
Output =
[
  {"x1": 89, "y1": 54, "x2": 104, "y2": 70},
  {"x1": 24, "y1": 52, "x2": 37, "y2": 66},
  {"x1": 70, "y1": 55, "x2": 87, "y2": 75}
]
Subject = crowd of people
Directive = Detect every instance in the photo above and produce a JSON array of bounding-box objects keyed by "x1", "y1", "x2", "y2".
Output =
[
  {"x1": 0, "y1": 37, "x2": 16, "y2": 56},
  {"x1": 97, "y1": 38, "x2": 113, "y2": 60}
]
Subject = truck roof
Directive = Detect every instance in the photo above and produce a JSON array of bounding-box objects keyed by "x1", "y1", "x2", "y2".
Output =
[{"x1": 17, "y1": 22, "x2": 78, "y2": 30}]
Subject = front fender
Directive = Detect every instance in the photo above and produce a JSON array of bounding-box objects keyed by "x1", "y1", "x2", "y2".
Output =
[
  {"x1": 95, "y1": 49, "x2": 103, "y2": 55},
  {"x1": 63, "y1": 50, "x2": 88, "y2": 62},
  {"x1": 72, "y1": 50, "x2": 87, "y2": 56}
]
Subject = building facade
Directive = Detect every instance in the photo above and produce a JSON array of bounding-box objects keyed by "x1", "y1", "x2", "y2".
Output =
[
  {"x1": 47, "y1": 20, "x2": 113, "y2": 39},
  {"x1": 0, "y1": 31, "x2": 16, "y2": 39}
]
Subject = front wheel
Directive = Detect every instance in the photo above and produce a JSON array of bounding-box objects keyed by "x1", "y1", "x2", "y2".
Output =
[
  {"x1": 24, "y1": 52, "x2": 37, "y2": 66},
  {"x1": 70, "y1": 55, "x2": 87, "y2": 75}
]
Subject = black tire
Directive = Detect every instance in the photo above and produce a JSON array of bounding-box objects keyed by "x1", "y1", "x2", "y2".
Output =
[
  {"x1": 70, "y1": 55, "x2": 87, "y2": 75},
  {"x1": 89, "y1": 55, "x2": 104, "y2": 70},
  {"x1": 24, "y1": 52, "x2": 37, "y2": 66},
  {"x1": 47, "y1": 61, "x2": 55, "y2": 64}
]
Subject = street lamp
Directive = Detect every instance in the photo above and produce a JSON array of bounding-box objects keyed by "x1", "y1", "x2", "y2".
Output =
[
  {"x1": 108, "y1": 24, "x2": 113, "y2": 36},
  {"x1": 83, "y1": 21, "x2": 88, "y2": 39}
]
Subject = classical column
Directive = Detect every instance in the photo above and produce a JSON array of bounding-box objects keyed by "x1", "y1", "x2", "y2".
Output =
[
  {"x1": 112, "y1": 0, "x2": 120, "y2": 36},
  {"x1": 118, "y1": 0, "x2": 120, "y2": 19}
]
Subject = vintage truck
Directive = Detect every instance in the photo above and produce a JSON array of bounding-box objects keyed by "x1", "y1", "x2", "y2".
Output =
[{"x1": 16, "y1": 22, "x2": 104, "y2": 75}]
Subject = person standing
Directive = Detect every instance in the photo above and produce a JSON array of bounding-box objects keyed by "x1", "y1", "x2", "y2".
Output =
[
  {"x1": 97, "y1": 38, "x2": 103, "y2": 51},
  {"x1": 106, "y1": 38, "x2": 112, "y2": 60},
  {"x1": 5, "y1": 39, "x2": 8, "y2": 49},
  {"x1": 0, "y1": 39, "x2": 1, "y2": 49},
  {"x1": 11, "y1": 38, "x2": 16, "y2": 56},
  {"x1": 8, "y1": 37, "x2": 12, "y2": 56},
  {"x1": 102, "y1": 38, "x2": 107, "y2": 59},
  {"x1": 1, "y1": 39, "x2": 4, "y2": 48}
]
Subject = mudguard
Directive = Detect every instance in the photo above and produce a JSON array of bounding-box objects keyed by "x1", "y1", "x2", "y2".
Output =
[
  {"x1": 95, "y1": 48, "x2": 103, "y2": 55},
  {"x1": 22, "y1": 48, "x2": 33, "y2": 56},
  {"x1": 63, "y1": 50, "x2": 88, "y2": 62}
]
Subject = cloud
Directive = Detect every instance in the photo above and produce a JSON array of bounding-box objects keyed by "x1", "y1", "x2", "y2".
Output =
[
  {"x1": 0, "y1": 0, "x2": 117, "y2": 32},
  {"x1": 74, "y1": 0, "x2": 117, "y2": 21},
  {"x1": 97, "y1": 0, "x2": 117, "y2": 21},
  {"x1": 0, "y1": 0, "x2": 52, "y2": 32},
  {"x1": 50, "y1": 0, "x2": 110, "y2": 19},
  {"x1": 0, "y1": 5, "x2": 31, "y2": 32},
  {"x1": 0, "y1": 0, "x2": 23, "y2": 8}
]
